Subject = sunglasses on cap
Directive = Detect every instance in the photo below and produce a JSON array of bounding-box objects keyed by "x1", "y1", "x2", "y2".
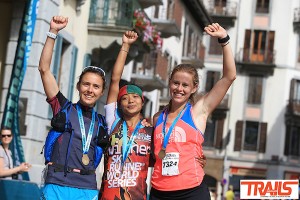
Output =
[
  {"x1": 1, "y1": 134, "x2": 12, "y2": 138},
  {"x1": 83, "y1": 66, "x2": 106, "y2": 76}
]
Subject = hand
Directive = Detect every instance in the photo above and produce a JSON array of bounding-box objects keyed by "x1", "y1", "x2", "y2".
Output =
[
  {"x1": 141, "y1": 118, "x2": 152, "y2": 127},
  {"x1": 122, "y1": 31, "x2": 138, "y2": 45},
  {"x1": 18, "y1": 162, "x2": 31, "y2": 172},
  {"x1": 49, "y1": 16, "x2": 68, "y2": 34},
  {"x1": 204, "y1": 23, "x2": 227, "y2": 39},
  {"x1": 195, "y1": 154, "x2": 207, "y2": 168}
]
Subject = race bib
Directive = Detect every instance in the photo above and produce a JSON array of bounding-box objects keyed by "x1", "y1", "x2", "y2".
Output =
[{"x1": 162, "y1": 152, "x2": 179, "y2": 176}]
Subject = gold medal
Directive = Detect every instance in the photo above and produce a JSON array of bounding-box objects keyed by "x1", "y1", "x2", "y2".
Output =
[
  {"x1": 82, "y1": 154, "x2": 90, "y2": 165},
  {"x1": 158, "y1": 148, "x2": 166, "y2": 159}
]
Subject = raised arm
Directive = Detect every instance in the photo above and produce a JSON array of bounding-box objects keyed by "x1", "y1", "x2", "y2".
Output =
[
  {"x1": 38, "y1": 16, "x2": 68, "y2": 99},
  {"x1": 106, "y1": 31, "x2": 138, "y2": 104},
  {"x1": 194, "y1": 23, "x2": 236, "y2": 118}
]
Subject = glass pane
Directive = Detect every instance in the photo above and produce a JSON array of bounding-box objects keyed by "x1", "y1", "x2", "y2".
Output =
[
  {"x1": 203, "y1": 119, "x2": 216, "y2": 147},
  {"x1": 243, "y1": 121, "x2": 259, "y2": 151},
  {"x1": 290, "y1": 127, "x2": 300, "y2": 156}
]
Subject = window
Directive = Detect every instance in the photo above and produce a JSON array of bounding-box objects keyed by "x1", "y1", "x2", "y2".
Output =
[
  {"x1": 243, "y1": 30, "x2": 275, "y2": 64},
  {"x1": 205, "y1": 71, "x2": 221, "y2": 92},
  {"x1": 243, "y1": 121, "x2": 259, "y2": 151},
  {"x1": 234, "y1": 120, "x2": 267, "y2": 152},
  {"x1": 247, "y1": 75, "x2": 263, "y2": 104},
  {"x1": 285, "y1": 126, "x2": 300, "y2": 156},
  {"x1": 256, "y1": 0, "x2": 269, "y2": 13},
  {"x1": 203, "y1": 118, "x2": 217, "y2": 147}
]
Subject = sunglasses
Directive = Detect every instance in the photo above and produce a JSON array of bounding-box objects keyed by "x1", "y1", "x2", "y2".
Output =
[
  {"x1": 83, "y1": 66, "x2": 106, "y2": 76},
  {"x1": 1, "y1": 134, "x2": 12, "y2": 138}
]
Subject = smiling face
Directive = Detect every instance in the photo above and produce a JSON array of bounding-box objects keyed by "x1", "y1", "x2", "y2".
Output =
[
  {"x1": 119, "y1": 93, "x2": 143, "y2": 118},
  {"x1": 169, "y1": 71, "x2": 197, "y2": 104},
  {"x1": 169, "y1": 64, "x2": 199, "y2": 105},
  {"x1": 1, "y1": 129, "x2": 13, "y2": 146},
  {"x1": 77, "y1": 72, "x2": 104, "y2": 107}
]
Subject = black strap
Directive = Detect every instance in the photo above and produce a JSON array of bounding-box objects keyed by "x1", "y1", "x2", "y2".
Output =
[{"x1": 48, "y1": 162, "x2": 95, "y2": 175}]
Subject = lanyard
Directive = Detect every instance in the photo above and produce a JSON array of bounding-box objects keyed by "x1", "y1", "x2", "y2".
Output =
[
  {"x1": 162, "y1": 103, "x2": 188, "y2": 149},
  {"x1": 122, "y1": 120, "x2": 143, "y2": 165},
  {"x1": 76, "y1": 104, "x2": 95, "y2": 154}
]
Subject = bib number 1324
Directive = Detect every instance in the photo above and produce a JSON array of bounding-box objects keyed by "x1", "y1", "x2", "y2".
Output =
[{"x1": 162, "y1": 152, "x2": 179, "y2": 176}]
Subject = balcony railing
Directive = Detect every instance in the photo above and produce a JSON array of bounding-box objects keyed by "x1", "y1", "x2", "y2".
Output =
[
  {"x1": 236, "y1": 48, "x2": 276, "y2": 64},
  {"x1": 206, "y1": 1, "x2": 237, "y2": 17},
  {"x1": 89, "y1": 0, "x2": 140, "y2": 27}
]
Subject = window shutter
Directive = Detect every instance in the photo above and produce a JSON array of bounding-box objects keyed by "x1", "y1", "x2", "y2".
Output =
[
  {"x1": 215, "y1": 119, "x2": 224, "y2": 149},
  {"x1": 68, "y1": 46, "x2": 78, "y2": 100},
  {"x1": 290, "y1": 79, "x2": 296, "y2": 100},
  {"x1": 234, "y1": 120, "x2": 243, "y2": 151},
  {"x1": 284, "y1": 125, "x2": 291, "y2": 156},
  {"x1": 258, "y1": 122, "x2": 267, "y2": 153},
  {"x1": 243, "y1": 30, "x2": 251, "y2": 62},
  {"x1": 267, "y1": 31, "x2": 275, "y2": 63},
  {"x1": 205, "y1": 71, "x2": 213, "y2": 92}
]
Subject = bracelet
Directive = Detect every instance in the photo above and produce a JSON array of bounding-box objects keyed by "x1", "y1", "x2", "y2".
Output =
[
  {"x1": 218, "y1": 35, "x2": 230, "y2": 44},
  {"x1": 221, "y1": 41, "x2": 229, "y2": 47},
  {"x1": 46, "y1": 31, "x2": 57, "y2": 40},
  {"x1": 120, "y1": 49, "x2": 128, "y2": 53}
]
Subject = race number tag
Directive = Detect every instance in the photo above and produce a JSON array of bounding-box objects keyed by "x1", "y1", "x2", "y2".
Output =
[{"x1": 162, "y1": 152, "x2": 179, "y2": 176}]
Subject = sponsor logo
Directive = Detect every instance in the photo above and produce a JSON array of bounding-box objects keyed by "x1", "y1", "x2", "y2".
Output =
[{"x1": 240, "y1": 180, "x2": 299, "y2": 199}]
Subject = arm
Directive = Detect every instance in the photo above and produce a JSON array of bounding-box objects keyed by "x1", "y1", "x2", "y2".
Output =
[
  {"x1": 38, "y1": 16, "x2": 68, "y2": 99},
  {"x1": 0, "y1": 158, "x2": 29, "y2": 177},
  {"x1": 194, "y1": 23, "x2": 236, "y2": 119},
  {"x1": 106, "y1": 31, "x2": 138, "y2": 104}
]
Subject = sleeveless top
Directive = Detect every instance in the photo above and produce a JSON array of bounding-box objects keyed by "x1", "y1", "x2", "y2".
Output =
[
  {"x1": 100, "y1": 102, "x2": 153, "y2": 200},
  {"x1": 151, "y1": 103, "x2": 205, "y2": 191},
  {"x1": 45, "y1": 103, "x2": 103, "y2": 189}
]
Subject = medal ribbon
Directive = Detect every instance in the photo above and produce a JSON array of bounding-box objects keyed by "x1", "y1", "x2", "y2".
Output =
[
  {"x1": 122, "y1": 120, "x2": 143, "y2": 165},
  {"x1": 76, "y1": 104, "x2": 96, "y2": 155},
  {"x1": 162, "y1": 103, "x2": 188, "y2": 149}
]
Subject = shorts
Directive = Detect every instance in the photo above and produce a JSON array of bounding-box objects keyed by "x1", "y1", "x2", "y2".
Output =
[
  {"x1": 40, "y1": 183, "x2": 98, "y2": 200},
  {"x1": 150, "y1": 182, "x2": 211, "y2": 200}
]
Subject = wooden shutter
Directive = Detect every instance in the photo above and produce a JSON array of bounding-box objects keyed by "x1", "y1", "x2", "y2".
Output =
[
  {"x1": 290, "y1": 79, "x2": 296, "y2": 100},
  {"x1": 284, "y1": 125, "x2": 291, "y2": 156},
  {"x1": 258, "y1": 122, "x2": 267, "y2": 153},
  {"x1": 215, "y1": 119, "x2": 225, "y2": 149},
  {"x1": 234, "y1": 120, "x2": 243, "y2": 151},
  {"x1": 243, "y1": 30, "x2": 251, "y2": 62},
  {"x1": 267, "y1": 31, "x2": 275, "y2": 63}
]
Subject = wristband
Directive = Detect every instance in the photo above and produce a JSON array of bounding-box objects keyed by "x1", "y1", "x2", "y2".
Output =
[
  {"x1": 218, "y1": 35, "x2": 230, "y2": 44},
  {"x1": 46, "y1": 31, "x2": 57, "y2": 40}
]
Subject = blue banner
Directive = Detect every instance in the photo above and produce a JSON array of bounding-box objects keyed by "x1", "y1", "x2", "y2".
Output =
[{"x1": 1, "y1": 0, "x2": 39, "y2": 181}]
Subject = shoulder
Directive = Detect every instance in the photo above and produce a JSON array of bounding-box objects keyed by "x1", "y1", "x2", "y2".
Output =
[{"x1": 153, "y1": 110, "x2": 163, "y2": 124}]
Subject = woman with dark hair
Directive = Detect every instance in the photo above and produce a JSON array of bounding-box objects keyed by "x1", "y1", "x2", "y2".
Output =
[
  {"x1": 98, "y1": 30, "x2": 154, "y2": 200},
  {"x1": 150, "y1": 23, "x2": 236, "y2": 200},
  {"x1": 39, "y1": 16, "x2": 107, "y2": 200},
  {"x1": 0, "y1": 128, "x2": 30, "y2": 179}
]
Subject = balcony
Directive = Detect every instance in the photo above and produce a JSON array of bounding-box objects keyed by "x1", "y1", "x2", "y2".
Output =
[
  {"x1": 293, "y1": 8, "x2": 300, "y2": 32},
  {"x1": 131, "y1": 51, "x2": 167, "y2": 91},
  {"x1": 235, "y1": 48, "x2": 276, "y2": 76},
  {"x1": 137, "y1": 0, "x2": 163, "y2": 9},
  {"x1": 206, "y1": 1, "x2": 237, "y2": 28},
  {"x1": 88, "y1": 0, "x2": 140, "y2": 32},
  {"x1": 150, "y1": 3, "x2": 181, "y2": 38}
]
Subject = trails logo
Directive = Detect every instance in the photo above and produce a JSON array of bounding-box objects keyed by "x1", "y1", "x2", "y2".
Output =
[{"x1": 240, "y1": 180, "x2": 299, "y2": 199}]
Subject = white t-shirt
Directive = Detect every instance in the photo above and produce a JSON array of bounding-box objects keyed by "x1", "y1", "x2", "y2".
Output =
[{"x1": 0, "y1": 145, "x2": 13, "y2": 179}]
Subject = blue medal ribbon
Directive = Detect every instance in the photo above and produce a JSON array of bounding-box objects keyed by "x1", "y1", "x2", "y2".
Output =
[
  {"x1": 122, "y1": 120, "x2": 143, "y2": 165},
  {"x1": 76, "y1": 104, "x2": 96, "y2": 155},
  {"x1": 162, "y1": 103, "x2": 188, "y2": 149}
]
